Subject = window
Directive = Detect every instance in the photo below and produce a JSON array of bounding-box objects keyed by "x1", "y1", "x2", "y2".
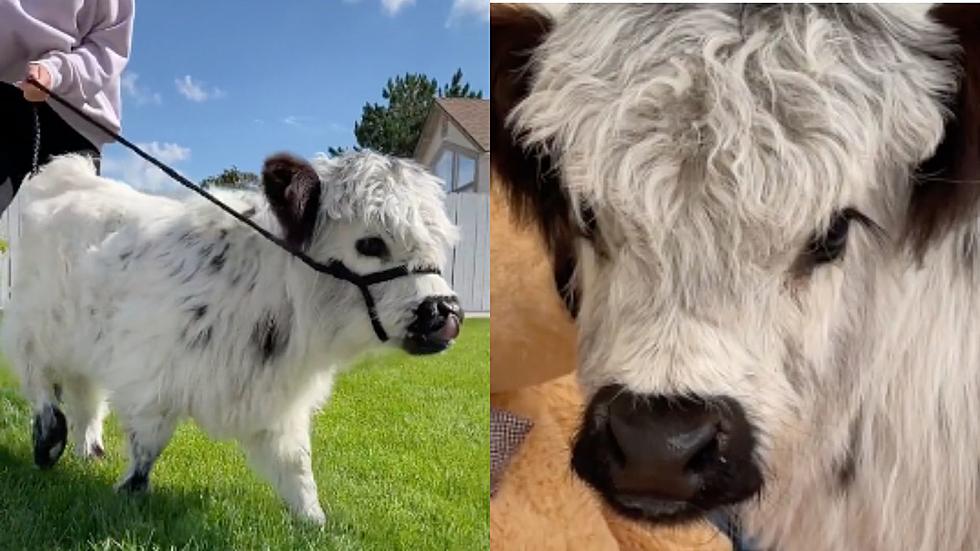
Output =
[
  {"x1": 432, "y1": 146, "x2": 479, "y2": 192},
  {"x1": 435, "y1": 149, "x2": 454, "y2": 185},
  {"x1": 457, "y1": 155, "x2": 476, "y2": 190}
]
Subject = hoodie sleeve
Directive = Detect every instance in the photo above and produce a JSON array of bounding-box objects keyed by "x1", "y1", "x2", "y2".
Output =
[{"x1": 33, "y1": 0, "x2": 134, "y2": 99}]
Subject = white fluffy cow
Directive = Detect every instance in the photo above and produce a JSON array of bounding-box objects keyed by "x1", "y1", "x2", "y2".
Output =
[
  {"x1": 493, "y1": 4, "x2": 980, "y2": 550},
  {"x1": 3, "y1": 150, "x2": 462, "y2": 523}
]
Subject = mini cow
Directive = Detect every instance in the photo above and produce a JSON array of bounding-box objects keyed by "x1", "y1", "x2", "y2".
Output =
[
  {"x1": 494, "y1": 4, "x2": 980, "y2": 550},
  {"x1": 3, "y1": 150, "x2": 462, "y2": 523}
]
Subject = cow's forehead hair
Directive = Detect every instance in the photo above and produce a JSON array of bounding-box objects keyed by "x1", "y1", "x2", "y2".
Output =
[{"x1": 511, "y1": 3, "x2": 955, "y2": 276}]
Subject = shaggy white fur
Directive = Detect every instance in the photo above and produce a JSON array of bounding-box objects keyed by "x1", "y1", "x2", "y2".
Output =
[
  {"x1": 495, "y1": 4, "x2": 980, "y2": 550},
  {"x1": 2, "y1": 150, "x2": 458, "y2": 523}
]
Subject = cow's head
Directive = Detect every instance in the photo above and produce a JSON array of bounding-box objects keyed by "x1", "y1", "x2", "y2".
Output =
[
  {"x1": 492, "y1": 3, "x2": 979, "y2": 523},
  {"x1": 261, "y1": 151, "x2": 462, "y2": 357}
]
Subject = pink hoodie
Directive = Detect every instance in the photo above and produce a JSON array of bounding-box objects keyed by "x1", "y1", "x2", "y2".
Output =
[{"x1": 0, "y1": 0, "x2": 135, "y2": 148}]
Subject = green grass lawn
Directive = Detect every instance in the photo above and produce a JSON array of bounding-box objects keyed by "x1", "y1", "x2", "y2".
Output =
[{"x1": 0, "y1": 319, "x2": 489, "y2": 551}]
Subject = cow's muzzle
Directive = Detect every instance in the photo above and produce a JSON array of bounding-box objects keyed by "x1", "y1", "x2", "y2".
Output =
[
  {"x1": 402, "y1": 295, "x2": 463, "y2": 355},
  {"x1": 572, "y1": 385, "x2": 763, "y2": 523}
]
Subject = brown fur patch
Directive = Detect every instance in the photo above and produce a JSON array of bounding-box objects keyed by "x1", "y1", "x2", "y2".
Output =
[
  {"x1": 261, "y1": 153, "x2": 322, "y2": 247},
  {"x1": 491, "y1": 4, "x2": 586, "y2": 322},
  {"x1": 490, "y1": 5, "x2": 574, "y2": 256},
  {"x1": 908, "y1": 6, "x2": 980, "y2": 255}
]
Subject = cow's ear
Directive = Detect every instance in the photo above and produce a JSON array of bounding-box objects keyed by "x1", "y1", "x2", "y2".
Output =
[
  {"x1": 908, "y1": 6, "x2": 980, "y2": 254},
  {"x1": 492, "y1": 4, "x2": 582, "y2": 316},
  {"x1": 261, "y1": 153, "x2": 322, "y2": 247},
  {"x1": 492, "y1": 5, "x2": 575, "y2": 262}
]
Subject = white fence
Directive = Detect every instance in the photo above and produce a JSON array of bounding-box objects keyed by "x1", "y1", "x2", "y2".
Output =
[
  {"x1": 0, "y1": 191, "x2": 491, "y2": 314},
  {"x1": 444, "y1": 192, "x2": 490, "y2": 314},
  {"x1": 0, "y1": 191, "x2": 22, "y2": 306}
]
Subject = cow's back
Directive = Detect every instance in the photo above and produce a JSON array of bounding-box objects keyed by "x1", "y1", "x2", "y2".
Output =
[{"x1": 5, "y1": 156, "x2": 182, "y2": 369}]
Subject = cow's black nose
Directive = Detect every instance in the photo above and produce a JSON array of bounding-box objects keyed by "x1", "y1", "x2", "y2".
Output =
[
  {"x1": 571, "y1": 385, "x2": 762, "y2": 522},
  {"x1": 606, "y1": 391, "x2": 723, "y2": 500},
  {"x1": 403, "y1": 296, "x2": 463, "y2": 355}
]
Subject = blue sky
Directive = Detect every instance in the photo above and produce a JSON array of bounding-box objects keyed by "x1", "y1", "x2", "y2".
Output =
[{"x1": 102, "y1": 0, "x2": 489, "y2": 195}]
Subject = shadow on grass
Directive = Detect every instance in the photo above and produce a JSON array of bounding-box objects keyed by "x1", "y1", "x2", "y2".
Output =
[{"x1": 0, "y1": 445, "x2": 236, "y2": 549}]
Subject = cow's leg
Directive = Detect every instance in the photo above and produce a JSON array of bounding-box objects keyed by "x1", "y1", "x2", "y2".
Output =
[
  {"x1": 114, "y1": 412, "x2": 177, "y2": 493},
  {"x1": 19, "y1": 361, "x2": 67, "y2": 470},
  {"x1": 61, "y1": 377, "x2": 108, "y2": 460},
  {"x1": 32, "y1": 399, "x2": 67, "y2": 469},
  {"x1": 241, "y1": 424, "x2": 325, "y2": 524}
]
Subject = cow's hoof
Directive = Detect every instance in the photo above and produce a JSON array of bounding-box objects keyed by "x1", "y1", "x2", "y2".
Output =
[
  {"x1": 76, "y1": 442, "x2": 106, "y2": 461},
  {"x1": 296, "y1": 506, "x2": 327, "y2": 526},
  {"x1": 114, "y1": 473, "x2": 149, "y2": 494},
  {"x1": 33, "y1": 406, "x2": 68, "y2": 470}
]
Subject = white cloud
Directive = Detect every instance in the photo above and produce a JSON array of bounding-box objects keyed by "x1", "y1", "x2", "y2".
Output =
[
  {"x1": 175, "y1": 75, "x2": 206, "y2": 102},
  {"x1": 381, "y1": 0, "x2": 414, "y2": 16},
  {"x1": 101, "y1": 141, "x2": 192, "y2": 196},
  {"x1": 448, "y1": 0, "x2": 488, "y2": 24},
  {"x1": 120, "y1": 72, "x2": 162, "y2": 105},
  {"x1": 175, "y1": 75, "x2": 226, "y2": 102},
  {"x1": 279, "y1": 116, "x2": 338, "y2": 134}
]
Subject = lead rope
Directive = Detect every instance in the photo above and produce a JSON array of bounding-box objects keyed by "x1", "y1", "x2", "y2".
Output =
[
  {"x1": 30, "y1": 105, "x2": 41, "y2": 175},
  {"x1": 24, "y1": 77, "x2": 440, "y2": 342}
]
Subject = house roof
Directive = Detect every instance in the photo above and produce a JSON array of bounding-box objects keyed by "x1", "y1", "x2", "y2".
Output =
[{"x1": 434, "y1": 98, "x2": 490, "y2": 153}]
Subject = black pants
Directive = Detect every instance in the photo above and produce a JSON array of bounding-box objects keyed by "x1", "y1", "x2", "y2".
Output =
[{"x1": 0, "y1": 82, "x2": 100, "y2": 215}]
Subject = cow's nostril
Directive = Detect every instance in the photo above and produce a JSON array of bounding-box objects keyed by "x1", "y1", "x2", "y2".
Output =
[
  {"x1": 423, "y1": 300, "x2": 439, "y2": 321},
  {"x1": 403, "y1": 297, "x2": 461, "y2": 354},
  {"x1": 411, "y1": 297, "x2": 463, "y2": 332},
  {"x1": 410, "y1": 298, "x2": 440, "y2": 329},
  {"x1": 684, "y1": 427, "x2": 722, "y2": 473},
  {"x1": 437, "y1": 297, "x2": 461, "y2": 317}
]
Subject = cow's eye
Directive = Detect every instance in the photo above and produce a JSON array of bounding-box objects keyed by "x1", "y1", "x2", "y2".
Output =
[
  {"x1": 803, "y1": 208, "x2": 881, "y2": 266},
  {"x1": 794, "y1": 208, "x2": 881, "y2": 276},
  {"x1": 580, "y1": 203, "x2": 598, "y2": 240},
  {"x1": 807, "y1": 211, "x2": 852, "y2": 264},
  {"x1": 356, "y1": 237, "x2": 389, "y2": 258}
]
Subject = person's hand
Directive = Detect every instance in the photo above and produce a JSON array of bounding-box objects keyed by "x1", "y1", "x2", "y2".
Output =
[{"x1": 18, "y1": 64, "x2": 52, "y2": 102}]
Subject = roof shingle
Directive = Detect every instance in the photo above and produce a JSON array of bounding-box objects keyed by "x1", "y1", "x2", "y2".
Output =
[{"x1": 436, "y1": 98, "x2": 489, "y2": 152}]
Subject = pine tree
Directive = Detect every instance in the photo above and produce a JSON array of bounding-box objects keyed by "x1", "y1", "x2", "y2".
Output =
[{"x1": 330, "y1": 68, "x2": 483, "y2": 157}]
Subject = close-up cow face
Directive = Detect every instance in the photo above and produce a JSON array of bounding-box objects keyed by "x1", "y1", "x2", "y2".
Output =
[
  {"x1": 264, "y1": 152, "x2": 462, "y2": 357},
  {"x1": 493, "y1": 3, "x2": 979, "y2": 525}
]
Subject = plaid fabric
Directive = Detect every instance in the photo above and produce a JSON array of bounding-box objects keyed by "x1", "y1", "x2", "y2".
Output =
[{"x1": 490, "y1": 407, "x2": 534, "y2": 497}]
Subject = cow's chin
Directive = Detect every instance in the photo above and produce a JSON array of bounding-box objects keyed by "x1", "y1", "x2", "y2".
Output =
[
  {"x1": 401, "y1": 336, "x2": 454, "y2": 355},
  {"x1": 402, "y1": 322, "x2": 459, "y2": 356},
  {"x1": 585, "y1": 487, "x2": 757, "y2": 527},
  {"x1": 605, "y1": 494, "x2": 709, "y2": 525},
  {"x1": 569, "y1": 470, "x2": 750, "y2": 526}
]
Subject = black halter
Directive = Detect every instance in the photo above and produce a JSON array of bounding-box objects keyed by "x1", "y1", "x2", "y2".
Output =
[
  {"x1": 303, "y1": 259, "x2": 441, "y2": 342},
  {"x1": 27, "y1": 78, "x2": 439, "y2": 343}
]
